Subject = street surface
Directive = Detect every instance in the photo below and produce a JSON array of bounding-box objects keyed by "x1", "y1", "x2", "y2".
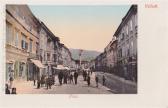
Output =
[
  {"x1": 12, "y1": 72, "x2": 112, "y2": 94},
  {"x1": 95, "y1": 72, "x2": 137, "y2": 94}
]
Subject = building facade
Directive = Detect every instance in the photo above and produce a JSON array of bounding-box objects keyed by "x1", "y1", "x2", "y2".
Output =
[
  {"x1": 6, "y1": 5, "x2": 77, "y2": 82},
  {"x1": 93, "y1": 5, "x2": 137, "y2": 82},
  {"x1": 6, "y1": 5, "x2": 41, "y2": 81},
  {"x1": 114, "y1": 5, "x2": 137, "y2": 81}
]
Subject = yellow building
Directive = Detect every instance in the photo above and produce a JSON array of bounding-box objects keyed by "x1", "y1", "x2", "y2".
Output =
[{"x1": 6, "y1": 5, "x2": 40, "y2": 81}]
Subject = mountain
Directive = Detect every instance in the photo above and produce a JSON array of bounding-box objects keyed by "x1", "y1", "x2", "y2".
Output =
[{"x1": 69, "y1": 48, "x2": 101, "y2": 61}]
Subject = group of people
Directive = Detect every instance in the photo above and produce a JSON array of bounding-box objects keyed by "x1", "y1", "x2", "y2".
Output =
[
  {"x1": 35, "y1": 74, "x2": 55, "y2": 89},
  {"x1": 95, "y1": 75, "x2": 106, "y2": 88},
  {"x1": 5, "y1": 84, "x2": 16, "y2": 94},
  {"x1": 33, "y1": 69, "x2": 106, "y2": 90},
  {"x1": 58, "y1": 70, "x2": 79, "y2": 85},
  {"x1": 82, "y1": 70, "x2": 106, "y2": 87}
]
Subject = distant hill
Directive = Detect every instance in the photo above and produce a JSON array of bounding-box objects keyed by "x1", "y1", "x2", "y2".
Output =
[{"x1": 69, "y1": 48, "x2": 101, "y2": 61}]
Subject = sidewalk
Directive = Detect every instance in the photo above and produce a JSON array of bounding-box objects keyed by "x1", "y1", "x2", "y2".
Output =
[
  {"x1": 95, "y1": 72, "x2": 137, "y2": 94},
  {"x1": 11, "y1": 73, "x2": 112, "y2": 94}
]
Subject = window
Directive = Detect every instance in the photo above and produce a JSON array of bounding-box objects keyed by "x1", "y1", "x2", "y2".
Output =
[
  {"x1": 47, "y1": 53, "x2": 50, "y2": 61},
  {"x1": 53, "y1": 54, "x2": 57, "y2": 62},
  {"x1": 15, "y1": 28, "x2": 19, "y2": 47},
  {"x1": 118, "y1": 49, "x2": 122, "y2": 57},
  {"x1": 121, "y1": 33, "x2": 124, "y2": 40},
  {"x1": 126, "y1": 25, "x2": 129, "y2": 35},
  {"x1": 130, "y1": 20, "x2": 133, "y2": 31},
  {"x1": 29, "y1": 39, "x2": 33, "y2": 52},
  {"x1": 6, "y1": 22, "x2": 13, "y2": 44},
  {"x1": 21, "y1": 33, "x2": 28, "y2": 50},
  {"x1": 36, "y1": 42, "x2": 39, "y2": 55}
]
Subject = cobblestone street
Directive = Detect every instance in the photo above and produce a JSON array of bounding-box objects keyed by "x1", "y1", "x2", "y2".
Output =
[{"x1": 12, "y1": 72, "x2": 112, "y2": 94}]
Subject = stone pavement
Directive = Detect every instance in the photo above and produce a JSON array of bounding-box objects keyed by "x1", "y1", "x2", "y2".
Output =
[{"x1": 11, "y1": 72, "x2": 112, "y2": 94}]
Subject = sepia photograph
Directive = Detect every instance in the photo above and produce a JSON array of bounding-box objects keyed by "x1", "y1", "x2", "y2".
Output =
[{"x1": 5, "y1": 4, "x2": 138, "y2": 94}]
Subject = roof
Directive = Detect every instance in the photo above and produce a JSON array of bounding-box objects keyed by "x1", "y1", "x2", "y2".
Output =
[
  {"x1": 40, "y1": 21, "x2": 60, "y2": 42},
  {"x1": 114, "y1": 5, "x2": 137, "y2": 36}
]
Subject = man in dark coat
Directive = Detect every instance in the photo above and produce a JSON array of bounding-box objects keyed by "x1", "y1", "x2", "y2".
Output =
[
  {"x1": 69, "y1": 73, "x2": 73, "y2": 84},
  {"x1": 95, "y1": 76, "x2": 99, "y2": 87},
  {"x1": 11, "y1": 88, "x2": 17, "y2": 94},
  {"x1": 63, "y1": 72, "x2": 68, "y2": 84},
  {"x1": 37, "y1": 77, "x2": 41, "y2": 89},
  {"x1": 74, "y1": 71, "x2": 78, "y2": 85},
  {"x1": 5, "y1": 84, "x2": 10, "y2": 94},
  {"x1": 103, "y1": 75, "x2": 106, "y2": 86},
  {"x1": 58, "y1": 71, "x2": 63, "y2": 85},
  {"x1": 87, "y1": 75, "x2": 90, "y2": 86}
]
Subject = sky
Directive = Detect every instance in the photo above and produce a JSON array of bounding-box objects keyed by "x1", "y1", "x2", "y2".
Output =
[{"x1": 29, "y1": 5, "x2": 131, "y2": 52}]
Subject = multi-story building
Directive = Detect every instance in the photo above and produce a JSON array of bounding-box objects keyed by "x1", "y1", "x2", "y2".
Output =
[
  {"x1": 6, "y1": 5, "x2": 42, "y2": 81},
  {"x1": 39, "y1": 22, "x2": 60, "y2": 76},
  {"x1": 6, "y1": 5, "x2": 77, "y2": 82},
  {"x1": 114, "y1": 5, "x2": 137, "y2": 81},
  {"x1": 93, "y1": 5, "x2": 137, "y2": 82},
  {"x1": 104, "y1": 36, "x2": 117, "y2": 73}
]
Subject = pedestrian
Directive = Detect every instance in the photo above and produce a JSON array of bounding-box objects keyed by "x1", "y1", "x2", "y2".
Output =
[
  {"x1": 9, "y1": 72, "x2": 14, "y2": 89},
  {"x1": 52, "y1": 75, "x2": 55, "y2": 85},
  {"x1": 95, "y1": 76, "x2": 99, "y2": 87},
  {"x1": 41, "y1": 75, "x2": 45, "y2": 87},
  {"x1": 69, "y1": 73, "x2": 73, "y2": 84},
  {"x1": 84, "y1": 71, "x2": 87, "y2": 81},
  {"x1": 87, "y1": 75, "x2": 90, "y2": 86},
  {"x1": 103, "y1": 75, "x2": 106, "y2": 86},
  {"x1": 49, "y1": 75, "x2": 52, "y2": 89},
  {"x1": 11, "y1": 87, "x2": 17, "y2": 94},
  {"x1": 74, "y1": 71, "x2": 78, "y2": 85},
  {"x1": 37, "y1": 78, "x2": 41, "y2": 89},
  {"x1": 5, "y1": 84, "x2": 10, "y2": 94},
  {"x1": 91, "y1": 70, "x2": 93, "y2": 75},
  {"x1": 63, "y1": 72, "x2": 68, "y2": 84},
  {"x1": 33, "y1": 79, "x2": 36, "y2": 86},
  {"x1": 58, "y1": 71, "x2": 63, "y2": 85}
]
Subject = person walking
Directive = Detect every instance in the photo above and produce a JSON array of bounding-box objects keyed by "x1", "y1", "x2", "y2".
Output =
[
  {"x1": 5, "y1": 84, "x2": 10, "y2": 94},
  {"x1": 102, "y1": 75, "x2": 106, "y2": 86},
  {"x1": 95, "y1": 76, "x2": 99, "y2": 87},
  {"x1": 46, "y1": 76, "x2": 51, "y2": 89},
  {"x1": 74, "y1": 71, "x2": 78, "y2": 85},
  {"x1": 9, "y1": 72, "x2": 14, "y2": 89},
  {"x1": 63, "y1": 72, "x2": 68, "y2": 84},
  {"x1": 87, "y1": 75, "x2": 90, "y2": 86},
  {"x1": 11, "y1": 88, "x2": 17, "y2": 94},
  {"x1": 69, "y1": 73, "x2": 73, "y2": 84},
  {"x1": 58, "y1": 71, "x2": 63, "y2": 85},
  {"x1": 49, "y1": 75, "x2": 52, "y2": 89},
  {"x1": 37, "y1": 78, "x2": 41, "y2": 89}
]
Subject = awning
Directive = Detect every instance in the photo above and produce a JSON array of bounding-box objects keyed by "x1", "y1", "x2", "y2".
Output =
[
  {"x1": 6, "y1": 60, "x2": 15, "y2": 63},
  {"x1": 53, "y1": 65, "x2": 66, "y2": 70},
  {"x1": 30, "y1": 59, "x2": 46, "y2": 68},
  {"x1": 64, "y1": 67, "x2": 70, "y2": 70}
]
